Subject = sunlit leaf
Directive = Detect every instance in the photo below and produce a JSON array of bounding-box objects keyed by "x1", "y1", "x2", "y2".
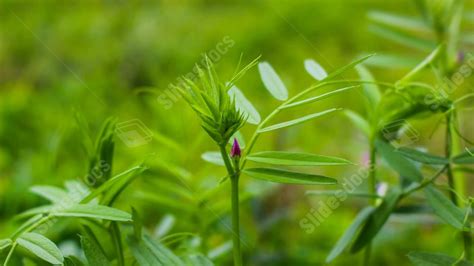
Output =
[
  {"x1": 368, "y1": 11, "x2": 429, "y2": 32},
  {"x1": 369, "y1": 24, "x2": 436, "y2": 51},
  {"x1": 228, "y1": 85, "x2": 261, "y2": 124},
  {"x1": 17, "y1": 233, "x2": 64, "y2": 264},
  {"x1": 54, "y1": 204, "x2": 132, "y2": 222},
  {"x1": 258, "y1": 62, "x2": 288, "y2": 101},
  {"x1": 304, "y1": 59, "x2": 328, "y2": 80},
  {"x1": 258, "y1": 108, "x2": 341, "y2": 133},
  {"x1": 201, "y1": 151, "x2": 225, "y2": 166},
  {"x1": 0, "y1": 239, "x2": 12, "y2": 250},
  {"x1": 243, "y1": 168, "x2": 337, "y2": 185},
  {"x1": 247, "y1": 151, "x2": 352, "y2": 166},
  {"x1": 30, "y1": 185, "x2": 69, "y2": 204}
]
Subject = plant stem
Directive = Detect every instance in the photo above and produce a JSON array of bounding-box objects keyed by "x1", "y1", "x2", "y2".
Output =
[
  {"x1": 219, "y1": 145, "x2": 242, "y2": 266},
  {"x1": 446, "y1": 112, "x2": 472, "y2": 261},
  {"x1": 363, "y1": 140, "x2": 377, "y2": 266}
]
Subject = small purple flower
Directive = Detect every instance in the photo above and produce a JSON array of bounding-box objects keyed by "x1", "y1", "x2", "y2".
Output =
[{"x1": 230, "y1": 138, "x2": 241, "y2": 158}]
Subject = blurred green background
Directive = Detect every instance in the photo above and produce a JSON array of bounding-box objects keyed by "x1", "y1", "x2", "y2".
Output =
[{"x1": 1, "y1": 0, "x2": 473, "y2": 265}]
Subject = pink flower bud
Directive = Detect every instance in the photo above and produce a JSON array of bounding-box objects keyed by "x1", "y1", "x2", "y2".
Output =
[{"x1": 230, "y1": 138, "x2": 241, "y2": 158}]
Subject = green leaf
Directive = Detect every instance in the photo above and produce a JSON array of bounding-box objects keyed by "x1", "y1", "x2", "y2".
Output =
[
  {"x1": 398, "y1": 45, "x2": 443, "y2": 84},
  {"x1": 128, "y1": 234, "x2": 184, "y2": 266},
  {"x1": 452, "y1": 148, "x2": 474, "y2": 164},
  {"x1": 368, "y1": 11, "x2": 429, "y2": 32},
  {"x1": 407, "y1": 251, "x2": 474, "y2": 266},
  {"x1": 282, "y1": 86, "x2": 357, "y2": 109},
  {"x1": 80, "y1": 226, "x2": 110, "y2": 266},
  {"x1": 364, "y1": 53, "x2": 420, "y2": 69},
  {"x1": 258, "y1": 108, "x2": 341, "y2": 133},
  {"x1": 201, "y1": 151, "x2": 224, "y2": 166},
  {"x1": 351, "y1": 188, "x2": 401, "y2": 253},
  {"x1": 355, "y1": 65, "x2": 381, "y2": 109},
  {"x1": 182, "y1": 253, "x2": 214, "y2": 266},
  {"x1": 304, "y1": 59, "x2": 328, "y2": 80},
  {"x1": 246, "y1": 151, "x2": 352, "y2": 166},
  {"x1": 258, "y1": 62, "x2": 288, "y2": 101},
  {"x1": 376, "y1": 139, "x2": 423, "y2": 182},
  {"x1": 369, "y1": 24, "x2": 436, "y2": 51},
  {"x1": 326, "y1": 207, "x2": 375, "y2": 263},
  {"x1": 243, "y1": 168, "x2": 337, "y2": 185},
  {"x1": 54, "y1": 204, "x2": 132, "y2": 221},
  {"x1": 228, "y1": 85, "x2": 261, "y2": 124},
  {"x1": 424, "y1": 185, "x2": 467, "y2": 230},
  {"x1": 0, "y1": 239, "x2": 12, "y2": 250},
  {"x1": 344, "y1": 110, "x2": 371, "y2": 137},
  {"x1": 17, "y1": 232, "x2": 64, "y2": 264},
  {"x1": 30, "y1": 185, "x2": 69, "y2": 203},
  {"x1": 64, "y1": 256, "x2": 86, "y2": 266},
  {"x1": 397, "y1": 147, "x2": 449, "y2": 165}
]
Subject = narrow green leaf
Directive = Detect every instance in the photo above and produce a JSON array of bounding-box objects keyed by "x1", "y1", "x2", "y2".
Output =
[
  {"x1": 258, "y1": 62, "x2": 288, "y2": 101},
  {"x1": 364, "y1": 53, "x2": 420, "y2": 69},
  {"x1": 17, "y1": 232, "x2": 64, "y2": 264},
  {"x1": 325, "y1": 54, "x2": 375, "y2": 81},
  {"x1": 81, "y1": 226, "x2": 110, "y2": 266},
  {"x1": 0, "y1": 239, "x2": 12, "y2": 250},
  {"x1": 243, "y1": 168, "x2": 337, "y2": 185},
  {"x1": 246, "y1": 151, "x2": 352, "y2": 166},
  {"x1": 201, "y1": 151, "x2": 225, "y2": 166},
  {"x1": 424, "y1": 185, "x2": 467, "y2": 230},
  {"x1": 128, "y1": 234, "x2": 184, "y2": 266},
  {"x1": 304, "y1": 59, "x2": 328, "y2": 80},
  {"x1": 344, "y1": 110, "x2": 371, "y2": 136},
  {"x1": 64, "y1": 256, "x2": 86, "y2": 266},
  {"x1": 376, "y1": 139, "x2": 423, "y2": 182},
  {"x1": 326, "y1": 207, "x2": 375, "y2": 263},
  {"x1": 182, "y1": 253, "x2": 214, "y2": 266},
  {"x1": 452, "y1": 148, "x2": 474, "y2": 164},
  {"x1": 397, "y1": 147, "x2": 449, "y2": 165},
  {"x1": 399, "y1": 45, "x2": 443, "y2": 84},
  {"x1": 368, "y1": 11, "x2": 430, "y2": 32},
  {"x1": 282, "y1": 86, "x2": 358, "y2": 109},
  {"x1": 355, "y1": 65, "x2": 381, "y2": 109},
  {"x1": 30, "y1": 185, "x2": 69, "y2": 203},
  {"x1": 54, "y1": 204, "x2": 132, "y2": 222},
  {"x1": 258, "y1": 108, "x2": 341, "y2": 133},
  {"x1": 228, "y1": 85, "x2": 261, "y2": 124},
  {"x1": 369, "y1": 24, "x2": 436, "y2": 51},
  {"x1": 351, "y1": 188, "x2": 402, "y2": 252},
  {"x1": 407, "y1": 251, "x2": 474, "y2": 266}
]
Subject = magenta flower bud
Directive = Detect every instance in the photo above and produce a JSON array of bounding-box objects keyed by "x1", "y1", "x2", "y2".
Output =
[{"x1": 230, "y1": 138, "x2": 241, "y2": 158}]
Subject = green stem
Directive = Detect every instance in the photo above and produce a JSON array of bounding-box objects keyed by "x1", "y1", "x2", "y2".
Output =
[
  {"x1": 446, "y1": 112, "x2": 472, "y2": 261},
  {"x1": 219, "y1": 145, "x2": 242, "y2": 266},
  {"x1": 363, "y1": 140, "x2": 377, "y2": 266}
]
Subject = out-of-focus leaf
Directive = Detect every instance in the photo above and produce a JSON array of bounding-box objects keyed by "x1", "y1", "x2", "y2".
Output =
[
  {"x1": 17, "y1": 233, "x2": 64, "y2": 265},
  {"x1": 452, "y1": 148, "x2": 474, "y2": 164},
  {"x1": 80, "y1": 226, "x2": 110, "y2": 266},
  {"x1": 304, "y1": 59, "x2": 328, "y2": 80},
  {"x1": 407, "y1": 251, "x2": 474, "y2": 266},
  {"x1": 228, "y1": 85, "x2": 261, "y2": 124},
  {"x1": 368, "y1": 11, "x2": 430, "y2": 32},
  {"x1": 128, "y1": 234, "x2": 184, "y2": 266},
  {"x1": 398, "y1": 45, "x2": 443, "y2": 84},
  {"x1": 182, "y1": 253, "x2": 214, "y2": 266},
  {"x1": 344, "y1": 110, "x2": 371, "y2": 136},
  {"x1": 325, "y1": 54, "x2": 375, "y2": 80},
  {"x1": 369, "y1": 24, "x2": 436, "y2": 51},
  {"x1": 365, "y1": 53, "x2": 420, "y2": 69},
  {"x1": 243, "y1": 168, "x2": 337, "y2": 185},
  {"x1": 355, "y1": 65, "x2": 381, "y2": 110},
  {"x1": 246, "y1": 151, "x2": 352, "y2": 166},
  {"x1": 282, "y1": 86, "x2": 357, "y2": 109},
  {"x1": 326, "y1": 207, "x2": 375, "y2": 262},
  {"x1": 258, "y1": 108, "x2": 341, "y2": 133},
  {"x1": 397, "y1": 147, "x2": 449, "y2": 165},
  {"x1": 351, "y1": 188, "x2": 401, "y2": 252},
  {"x1": 30, "y1": 186, "x2": 69, "y2": 204},
  {"x1": 424, "y1": 185, "x2": 467, "y2": 231},
  {"x1": 201, "y1": 151, "x2": 224, "y2": 166},
  {"x1": 0, "y1": 239, "x2": 12, "y2": 250},
  {"x1": 54, "y1": 204, "x2": 132, "y2": 221},
  {"x1": 376, "y1": 139, "x2": 423, "y2": 182},
  {"x1": 258, "y1": 62, "x2": 288, "y2": 101}
]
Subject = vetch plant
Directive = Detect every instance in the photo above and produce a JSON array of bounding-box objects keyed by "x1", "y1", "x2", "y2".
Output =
[{"x1": 176, "y1": 55, "x2": 382, "y2": 265}]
